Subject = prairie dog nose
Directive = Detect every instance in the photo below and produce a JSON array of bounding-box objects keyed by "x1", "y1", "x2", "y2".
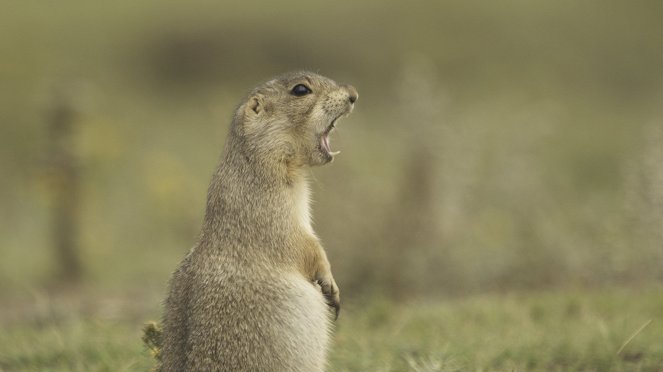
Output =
[{"x1": 344, "y1": 84, "x2": 358, "y2": 104}]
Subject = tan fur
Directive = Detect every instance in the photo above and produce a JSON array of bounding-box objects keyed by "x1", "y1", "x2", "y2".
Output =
[{"x1": 158, "y1": 71, "x2": 358, "y2": 372}]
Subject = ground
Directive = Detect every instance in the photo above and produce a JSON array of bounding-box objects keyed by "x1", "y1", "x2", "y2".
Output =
[{"x1": 1, "y1": 287, "x2": 661, "y2": 371}]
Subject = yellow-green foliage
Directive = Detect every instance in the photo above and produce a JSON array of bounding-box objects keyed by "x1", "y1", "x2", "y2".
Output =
[{"x1": 141, "y1": 322, "x2": 163, "y2": 362}]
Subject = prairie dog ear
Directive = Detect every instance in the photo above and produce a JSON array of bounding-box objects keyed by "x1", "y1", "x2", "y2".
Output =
[{"x1": 245, "y1": 94, "x2": 264, "y2": 116}]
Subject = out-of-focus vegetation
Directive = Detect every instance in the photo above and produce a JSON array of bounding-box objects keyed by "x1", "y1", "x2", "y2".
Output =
[{"x1": 1, "y1": 0, "x2": 662, "y2": 370}]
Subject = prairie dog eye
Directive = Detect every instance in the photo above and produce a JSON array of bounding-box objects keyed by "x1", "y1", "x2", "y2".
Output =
[{"x1": 291, "y1": 84, "x2": 312, "y2": 96}]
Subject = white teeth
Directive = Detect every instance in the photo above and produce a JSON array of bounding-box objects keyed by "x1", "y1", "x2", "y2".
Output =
[{"x1": 323, "y1": 116, "x2": 343, "y2": 156}]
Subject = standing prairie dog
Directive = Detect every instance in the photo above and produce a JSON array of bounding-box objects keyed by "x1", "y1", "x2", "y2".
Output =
[{"x1": 158, "y1": 71, "x2": 358, "y2": 371}]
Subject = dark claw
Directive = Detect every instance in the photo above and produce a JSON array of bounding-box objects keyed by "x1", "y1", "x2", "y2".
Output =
[
  {"x1": 324, "y1": 293, "x2": 340, "y2": 320},
  {"x1": 314, "y1": 278, "x2": 340, "y2": 320}
]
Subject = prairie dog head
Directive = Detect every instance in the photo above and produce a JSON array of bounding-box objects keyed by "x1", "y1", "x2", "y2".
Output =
[{"x1": 234, "y1": 71, "x2": 358, "y2": 167}]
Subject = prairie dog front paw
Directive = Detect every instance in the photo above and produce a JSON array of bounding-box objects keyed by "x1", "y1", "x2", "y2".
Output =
[{"x1": 315, "y1": 271, "x2": 340, "y2": 319}]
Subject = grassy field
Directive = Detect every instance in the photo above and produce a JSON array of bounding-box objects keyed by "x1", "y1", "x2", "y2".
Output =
[{"x1": 1, "y1": 288, "x2": 661, "y2": 371}]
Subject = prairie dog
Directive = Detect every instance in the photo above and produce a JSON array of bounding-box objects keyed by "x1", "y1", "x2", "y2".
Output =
[{"x1": 158, "y1": 71, "x2": 358, "y2": 371}]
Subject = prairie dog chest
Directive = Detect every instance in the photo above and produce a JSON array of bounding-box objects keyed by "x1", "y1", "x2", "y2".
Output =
[{"x1": 291, "y1": 178, "x2": 314, "y2": 235}]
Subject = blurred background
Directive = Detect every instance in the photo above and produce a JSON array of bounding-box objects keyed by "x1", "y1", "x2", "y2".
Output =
[{"x1": 1, "y1": 0, "x2": 662, "y2": 369}]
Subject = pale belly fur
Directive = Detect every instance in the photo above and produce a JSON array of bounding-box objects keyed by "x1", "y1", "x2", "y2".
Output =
[{"x1": 178, "y1": 269, "x2": 331, "y2": 372}]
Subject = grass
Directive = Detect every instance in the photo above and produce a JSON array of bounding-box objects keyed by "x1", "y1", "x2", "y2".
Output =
[
  {"x1": 1, "y1": 288, "x2": 661, "y2": 371},
  {"x1": 332, "y1": 289, "x2": 663, "y2": 371}
]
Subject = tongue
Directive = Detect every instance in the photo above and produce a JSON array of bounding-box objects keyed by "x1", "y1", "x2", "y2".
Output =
[
  {"x1": 322, "y1": 133, "x2": 340, "y2": 156},
  {"x1": 322, "y1": 134, "x2": 331, "y2": 152}
]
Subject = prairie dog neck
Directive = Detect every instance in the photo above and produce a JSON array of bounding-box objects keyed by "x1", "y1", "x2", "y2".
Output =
[{"x1": 201, "y1": 149, "x2": 314, "y2": 243}]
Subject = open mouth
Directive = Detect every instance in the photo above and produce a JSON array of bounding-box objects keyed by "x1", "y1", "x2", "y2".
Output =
[{"x1": 320, "y1": 116, "x2": 342, "y2": 157}]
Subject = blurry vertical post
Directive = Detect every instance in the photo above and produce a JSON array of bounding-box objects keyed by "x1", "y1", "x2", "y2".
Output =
[{"x1": 47, "y1": 84, "x2": 83, "y2": 282}]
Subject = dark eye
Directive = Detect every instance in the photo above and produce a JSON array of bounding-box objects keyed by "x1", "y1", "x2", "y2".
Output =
[{"x1": 291, "y1": 84, "x2": 312, "y2": 96}]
